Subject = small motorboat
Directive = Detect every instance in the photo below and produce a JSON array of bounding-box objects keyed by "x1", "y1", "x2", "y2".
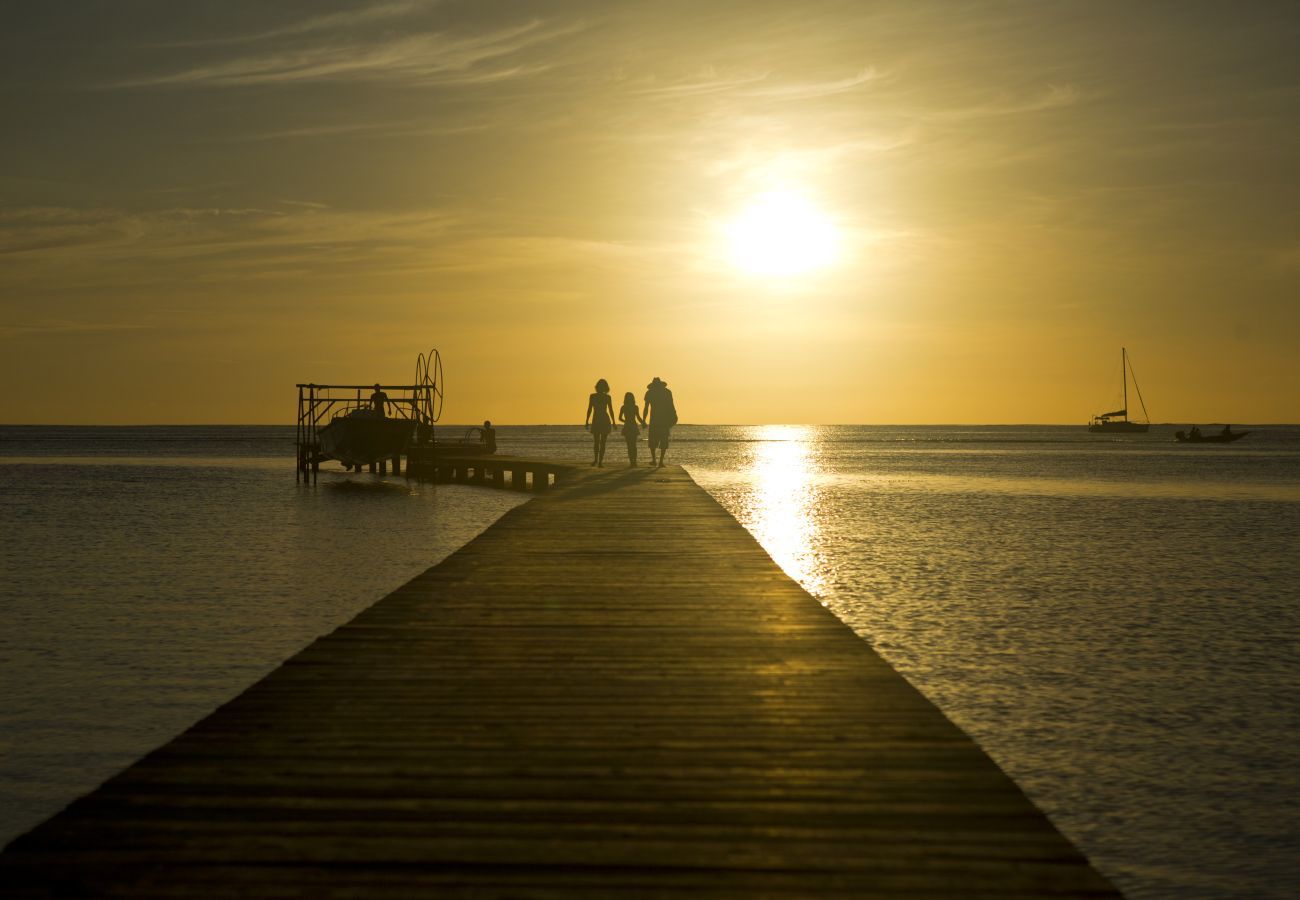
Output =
[
  {"x1": 1174, "y1": 427, "x2": 1249, "y2": 443},
  {"x1": 433, "y1": 426, "x2": 496, "y2": 456},
  {"x1": 317, "y1": 408, "x2": 417, "y2": 467}
]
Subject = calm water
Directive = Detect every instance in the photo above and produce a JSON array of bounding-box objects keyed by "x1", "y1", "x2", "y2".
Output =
[{"x1": 3, "y1": 424, "x2": 1298, "y2": 899}]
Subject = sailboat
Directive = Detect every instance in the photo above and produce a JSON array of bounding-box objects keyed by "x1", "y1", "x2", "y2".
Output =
[{"x1": 1088, "y1": 347, "x2": 1150, "y2": 433}]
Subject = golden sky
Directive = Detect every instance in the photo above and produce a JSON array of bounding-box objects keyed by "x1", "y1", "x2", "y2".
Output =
[{"x1": 2, "y1": 1, "x2": 1297, "y2": 424}]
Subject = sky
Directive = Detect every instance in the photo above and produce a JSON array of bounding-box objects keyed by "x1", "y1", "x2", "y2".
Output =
[{"x1": 2, "y1": 0, "x2": 1298, "y2": 424}]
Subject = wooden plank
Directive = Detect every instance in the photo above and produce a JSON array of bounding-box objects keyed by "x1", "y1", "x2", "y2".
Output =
[{"x1": 0, "y1": 465, "x2": 1120, "y2": 897}]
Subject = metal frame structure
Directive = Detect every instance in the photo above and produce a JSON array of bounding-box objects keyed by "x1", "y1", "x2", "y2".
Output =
[{"x1": 296, "y1": 349, "x2": 444, "y2": 483}]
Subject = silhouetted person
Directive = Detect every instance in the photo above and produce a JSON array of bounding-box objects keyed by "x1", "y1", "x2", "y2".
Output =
[
  {"x1": 1221, "y1": 424, "x2": 1232, "y2": 436},
  {"x1": 618, "y1": 391, "x2": 645, "y2": 467},
  {"x1": 369, "y1": 383, "x2": 389, "y2": 417},
  {"x1": 644, "y1": 376, "x2": 677, "y2": 467},
  {"x1": 481, "y1": 420, "x2": 497, "y2": 454},
  {"x1": 1190, "y1": 425, "x2": 1202, "y2": 439},
  {"x1": 585, "y1": 379, "x2": 615, "y2": 467}
]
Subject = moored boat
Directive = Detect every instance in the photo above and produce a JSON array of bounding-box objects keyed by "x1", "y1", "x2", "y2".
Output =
[
  {"x1": 1089, "y1": 347, "x2": 1151, "y2": 433},
  {"x1": 317, "y1": 408, "x2": 416, "y2": 467}
]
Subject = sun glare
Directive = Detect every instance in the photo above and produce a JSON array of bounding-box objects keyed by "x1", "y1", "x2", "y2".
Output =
[{"x1": 724, "y1": 190, "x2": 840, "y2": 277}]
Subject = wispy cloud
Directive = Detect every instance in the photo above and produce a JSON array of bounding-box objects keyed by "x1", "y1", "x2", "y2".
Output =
[
  {"x1": 0, "y1": 205, "x2": 456, "y2": 268},
  {"x1": 927, "y1": 84, "x2": 1089, "y2": 122},
  {"x1": 219, "y1": 119, "x2": 491, "y2": 143},
  {"x1": 633, "y1": 68, "x2": 771, "y2": 97},
  {"x1": 633, "y1": 66, "x2": 881, "y2": 101},
  {"x1": 175, "y1": 0, "x2": 438, "y2": 46},
  {"x1": 114, "y1": 20, "x2": 581, "y2": 88},
  {"x1": 746, "y1": 67, "x2": 882, "y2": 99}
]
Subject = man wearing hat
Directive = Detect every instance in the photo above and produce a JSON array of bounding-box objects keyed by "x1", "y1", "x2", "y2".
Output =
[{"x1": 643, "y1": 376, "x2": 678, "y2": 467}]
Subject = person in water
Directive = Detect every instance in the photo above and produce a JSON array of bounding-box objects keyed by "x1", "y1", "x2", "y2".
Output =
[
  {"x1": 480, "y1": 420, "x2": 496, "y2": 454},
  {"x1": 643, "y1": 376, "x2": 677, "y2": 467},
  {"x1": 585, "y1": 379, "x2": 615, "y2": 467},
  {"x1": 369, "y1": 383, "x2": 389, "y2": 417},
  {"x1": 618, "y1": 391, "x2": 645, "y2": 467}
]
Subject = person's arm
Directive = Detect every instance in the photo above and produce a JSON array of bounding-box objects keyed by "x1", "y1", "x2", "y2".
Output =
[
  {"x1": 604, "y1": 396, "x2": 615, "y2": 424},
  {"x1": 585, "y1": 395, "x2": 594, "y2": 428}
]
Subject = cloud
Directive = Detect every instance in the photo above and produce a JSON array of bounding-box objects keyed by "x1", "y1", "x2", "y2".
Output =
[
  {"x1": 0, "y1": 204, "x2": 457, "y2": 270},
  {"x1": 745, "y1": 67, "x2": 882, "y2": 99},
  {"x1": 219, "y1": 119, "x2": 491, "y2": 143},
  {"x1": 633, "y1": 69, "x2": 771, "y2": 97},
  {"x1": 113, "y1": 20, "x2": 581, "y2": 88},
  {"x1": 633, "y1": 66, "x2": 881, "y2": 101},
  {"x1": 152, "y1": 1, "x2": 442, "y2": 48},
  {"x1": 207, "y1": 0, "x2": 436, "y2": 44},
  {"x1": 926, "y1": 84, "x2": 1089, "y2": 122}
]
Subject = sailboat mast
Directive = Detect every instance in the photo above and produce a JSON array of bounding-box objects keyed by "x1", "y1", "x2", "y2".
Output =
[{"x1": 1121, "y1": 347, "x2": 1128, "y2": 421}]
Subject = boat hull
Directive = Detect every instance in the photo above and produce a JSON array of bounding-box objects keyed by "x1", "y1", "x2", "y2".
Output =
[
  {"x1": 1088, "y1": 421, "x2": 1149, "y2": 433},
  {"x1": 317, "y1": 417, "x2": 415, "y2": 466},
  {"x1": 1175, "y1": 431, "x2": 1248, "y2": 443}
]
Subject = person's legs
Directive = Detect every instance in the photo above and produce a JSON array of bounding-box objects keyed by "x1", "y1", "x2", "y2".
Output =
[
  {"x1": 626, "y1": 434, "x2": 637, "y2": 466},
  {"x1": 596, "y1": 432, "x2": 608, "y2": 466},
  {"x1": 591, "y1": 430, "x2": 600, "y2": 465},
  {"x1": 650, "y1": 426, "x2": 669, "y2": 466}
]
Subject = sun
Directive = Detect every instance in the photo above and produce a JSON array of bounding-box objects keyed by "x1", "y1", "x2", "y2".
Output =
[{"x1": 723, "y1": 190, "x2": 840, "y2": 277}]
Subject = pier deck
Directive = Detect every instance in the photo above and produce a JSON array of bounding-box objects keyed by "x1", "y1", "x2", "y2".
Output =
[{"x1": 2, "y1": 464, "x2": 1118, "y2": 897}]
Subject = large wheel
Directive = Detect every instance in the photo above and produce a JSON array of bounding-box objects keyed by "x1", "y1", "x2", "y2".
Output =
[{"x1": 415, "y1": 348, "x2": 444, "y2": 425}]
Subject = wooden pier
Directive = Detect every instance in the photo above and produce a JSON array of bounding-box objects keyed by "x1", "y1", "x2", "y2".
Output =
[
  {"x1": 404, "y1": 452, "x2": 574, "y2": 492},
  {"x1": 1, "y1": 464, "x2": 1119, "y2": 897}
]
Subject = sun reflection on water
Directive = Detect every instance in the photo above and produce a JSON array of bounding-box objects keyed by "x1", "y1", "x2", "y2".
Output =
[{"x1": 744, "y1": 425, "x2": 825, "y2": 594}]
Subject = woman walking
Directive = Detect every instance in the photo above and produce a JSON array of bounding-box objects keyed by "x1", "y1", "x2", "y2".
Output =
[
  {"x1": 585, "y1": 378, "x2": 616, "y2": 467},
  {"x1": 618, "y1": 391, "x2": 645, "y2": 467}
]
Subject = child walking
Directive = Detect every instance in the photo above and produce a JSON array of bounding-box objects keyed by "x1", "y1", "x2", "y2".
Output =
[{"x1": 618, "y1": 391, "x2": 645, "y2": 467}]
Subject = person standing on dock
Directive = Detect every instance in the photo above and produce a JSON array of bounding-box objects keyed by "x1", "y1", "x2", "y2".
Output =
[
  {"x1": 644, "y1": 376, "x2": 677, "y2": 467},
  {"x1": 585, "y1": 379, "x2": 615, "y2": 467},
  {"x1": 369, "y1": 384, "x2": 389, "y2": 417},
  {"x1": 618, "y1": 392, "x2": 645, "y2": 467}
]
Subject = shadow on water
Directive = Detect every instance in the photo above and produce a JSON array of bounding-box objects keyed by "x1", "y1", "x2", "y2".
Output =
[{"x1": 323, "y1": 477, "x2": 416, "y2": 496}]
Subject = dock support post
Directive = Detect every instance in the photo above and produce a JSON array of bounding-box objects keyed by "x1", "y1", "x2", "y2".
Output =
[{"x1": 391, "y1": 454, "x2": 401, "y2": 476}]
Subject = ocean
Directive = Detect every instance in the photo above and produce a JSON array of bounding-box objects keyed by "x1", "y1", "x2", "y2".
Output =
[{"x1": 2, "y1": 424, "x2": 1297, "y2": 899}]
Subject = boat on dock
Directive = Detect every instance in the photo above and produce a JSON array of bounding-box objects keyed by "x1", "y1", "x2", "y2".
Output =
[
  {"x1": 1175, "y1": 427, "x2": 1248, "y2": 444},
  {"x1": 316, "y1": 409, "x2": 416, "y2": 467},
  {"x1": 295, "y1": 349, "x2": 447, "y2": 481},
  {"x1": 1089, "y1": 346, "x2": 1150, "y2": 433}
]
